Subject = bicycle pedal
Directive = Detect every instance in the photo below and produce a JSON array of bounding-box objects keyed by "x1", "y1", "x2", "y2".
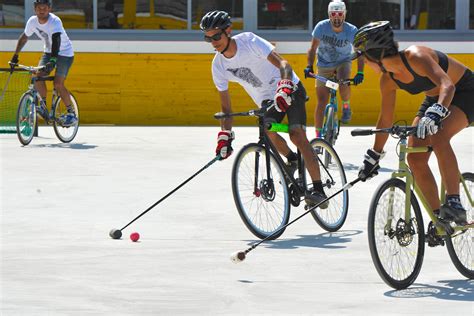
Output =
[{"x1": 435, "y1": 220, "x2": 454, "y2": 235}]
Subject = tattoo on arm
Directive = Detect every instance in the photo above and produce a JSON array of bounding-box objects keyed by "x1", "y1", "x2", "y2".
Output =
[
  {"x1": 15, "y1": 33, "x2": 28, "y2": 54},
  {"x1": 280, "y1": 61, "x2": 293, "y2": 80}
]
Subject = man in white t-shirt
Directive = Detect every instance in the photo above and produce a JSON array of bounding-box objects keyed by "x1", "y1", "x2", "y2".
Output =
[
  {"x1": 201, "y1": 10, "x2": 329, "y2": 208},
  {"x1": 10, "y1": 0, "x2": 76, "y2": 126}
]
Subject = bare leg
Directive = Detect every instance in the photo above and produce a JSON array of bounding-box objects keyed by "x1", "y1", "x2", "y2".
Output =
[
  {"x1": 289, "y1": 128, "x2": 321, "y2": 180},
  {"x1": 34, "y1": 79, "x2": 47, "y2": 101},
  {"x1": 315, "y1": 86, "x2": 329, "y2": 135},
  {"x1": 54, "y1": 76, "x2": 72, "y2": 107}
]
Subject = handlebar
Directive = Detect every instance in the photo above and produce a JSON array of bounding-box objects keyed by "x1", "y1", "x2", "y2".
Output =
[
  {"x1": 305, "y1": 72, "x2": 353, "y2": 90},
  {"x1": 8, "y1": 62, "x2": 45, "y2": 73},
  {"x1": 214, "y1": 101, "x2": 276, "y2": 119},
  {"x1": 351, "y1": 126, "x2": 417, "y2": 137}
]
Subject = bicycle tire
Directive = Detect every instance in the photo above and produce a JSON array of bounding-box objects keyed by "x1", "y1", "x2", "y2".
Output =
[
  {"x1": 231, "y1": 143, "x2": 290, "y2": 240},
  {"x1": 52, "y1": 92, "x2": 79, "y2": 143},
  {"x1": 16, "y1": 92, "x2": 37, "y2": 146},
  {"x1": 368, "y1": 178, "x2": 425, "y2": 289},
  {"x1": 445, "y1": 172, "x2": 474, "y2": 279},
  {"x1": 309, "y1": 138, "x2": 348, "y2": 232},
  {"x1": 323, "y1": 106, "x2": 335, "y2": 165}
]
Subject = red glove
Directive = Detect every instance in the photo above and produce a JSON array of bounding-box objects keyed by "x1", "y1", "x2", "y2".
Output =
[
  {"x1": 274, "y1": 79, "x2": 295, "y2": 112},
  {"x1": 216, "y1": 130, "x2": 234, "y2": 160}
]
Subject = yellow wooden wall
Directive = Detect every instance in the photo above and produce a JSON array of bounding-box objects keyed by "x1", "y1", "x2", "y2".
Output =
[{"x1": 2, "y1": 52, "x2": 472, "y2": 126}]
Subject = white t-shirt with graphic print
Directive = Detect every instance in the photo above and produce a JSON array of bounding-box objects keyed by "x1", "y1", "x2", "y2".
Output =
[
  {"x1": 212, "y1": 32, "x2": 299, "y2": 107},
  {"x1": 24, "y1": 13, "x2": 74, "y2": 57}
]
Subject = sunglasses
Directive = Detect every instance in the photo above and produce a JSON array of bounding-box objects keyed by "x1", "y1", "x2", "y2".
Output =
[
  {"x1": 330, "y1": 12, "x2": 344, "y2": 17},
  {"x1": 204, "y1": 31, "x2": 225, "y2": 43}
]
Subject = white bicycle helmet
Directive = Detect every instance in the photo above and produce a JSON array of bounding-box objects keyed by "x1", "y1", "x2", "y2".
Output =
[{"x1": 328, "y1": 0, "x2": 346, "y2": 14}]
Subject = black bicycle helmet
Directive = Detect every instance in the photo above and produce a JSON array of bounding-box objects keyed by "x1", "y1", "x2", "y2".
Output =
[
  {"x1": 34, "y1": 0, "x2": 51, "y2": 5},
  {"x1": 353, "y1": 21, "x2": 395, "y2": 53},
  {"x1": 200, "y1": 10, "x2": 231, "y2": 31}
]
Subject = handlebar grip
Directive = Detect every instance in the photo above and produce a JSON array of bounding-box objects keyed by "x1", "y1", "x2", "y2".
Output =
[{"x1": 351, "y1": 129, "x2": 373, "y2": 136}]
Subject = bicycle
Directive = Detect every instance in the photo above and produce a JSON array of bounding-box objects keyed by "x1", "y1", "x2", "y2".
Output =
[
  {"x1": 306, "y1": 73, "x2": 353, "y2": 166},
  {"x1": 214, "y1": 102, "x2": 348, "y2": 240},
  {"x1": 351, "y1": 125, "x2": 473, "y2": 289},
  {"x1": 12, "y1": 63, "x2": 79, "y2": 146}
]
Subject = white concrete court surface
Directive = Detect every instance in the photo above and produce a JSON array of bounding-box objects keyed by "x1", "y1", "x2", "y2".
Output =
[{"x1": 1, "y1": 125, "x2": 473, "y2": 315}]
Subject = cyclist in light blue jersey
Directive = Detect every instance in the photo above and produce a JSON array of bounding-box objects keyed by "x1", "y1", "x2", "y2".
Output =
[{"x1": 305, "y1": 0, "x2": 364, "y2": 137}]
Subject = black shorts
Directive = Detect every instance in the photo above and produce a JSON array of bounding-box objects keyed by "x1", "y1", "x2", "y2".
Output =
[
  {"x1": 417, "y1": 69, "x2": 474, "y2": 124},
  {"x1": 264, "y1": 81, "x2": 307, "y2": 130}
]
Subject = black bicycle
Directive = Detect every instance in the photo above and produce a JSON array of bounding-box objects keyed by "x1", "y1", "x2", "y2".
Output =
[
  {"x1": 13, "y1": 63, "x2": 79, "y2": 146},
  {"x1": 214, "y1": 103, "x2": 348, "y2": 239}
]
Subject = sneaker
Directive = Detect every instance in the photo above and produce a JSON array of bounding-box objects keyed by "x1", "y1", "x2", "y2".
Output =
[
  {"x1": 439, "y1": 203, "x2": 467, "y2": 226},
  {"x1": 341, "y1": 107, "x2": 352, "y2": 124},
  {"x1": 60, "y1": 113, "x2": 77, "y2": 127},
  {"x1": 305, "y1": 189, "x2": 329, "y2": 209},
  {"x1": 285, "y1": 160, "x2": 298, "y2": 178}
]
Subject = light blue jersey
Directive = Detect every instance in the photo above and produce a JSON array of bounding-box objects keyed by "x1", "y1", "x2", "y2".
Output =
[{"x1": 311, "y1": 19, "x2": 357, "y2": 67}]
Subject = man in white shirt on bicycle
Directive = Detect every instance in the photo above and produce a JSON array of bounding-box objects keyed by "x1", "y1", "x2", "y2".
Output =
[
  {"x1": 10, "y1": 0, "x2": 76, "y2": 126},
  {"x1": 305, "y1": 0, "x2": 364, "y2": 137},
  {"x1": 201, "y1": 10, "x2": 329, "y2": 207}
]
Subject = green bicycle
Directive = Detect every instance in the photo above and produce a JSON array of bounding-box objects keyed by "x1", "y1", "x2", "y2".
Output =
[{"x1": 352, "y1": 125, "x2": 473, "y2": 289}]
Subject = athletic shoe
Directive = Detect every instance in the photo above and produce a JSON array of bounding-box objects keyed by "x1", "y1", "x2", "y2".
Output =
[
  {"x1": 305, "y1": 189, "x2": 329, "y2": 209},
  {"x1": 60, "y1": 113, "x2": 77, "y2": 127},
  {"x1": 440, "y1": 203, "x2": 467, "y2": 225},
  {"x1": 341, "y1": 107, "x2": 352, "y2": 124}
]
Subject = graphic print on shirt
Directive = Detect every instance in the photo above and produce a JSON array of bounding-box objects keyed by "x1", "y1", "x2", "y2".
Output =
[
  {"x1": 319, "y1": 34, "x2": 351, "y2": 62},
  {"x1": 36, "y1": 27, "x2": 51, "y2": 51},
  {"x1": 226, "y1": 67, "x2": 263, "y2": 88}
]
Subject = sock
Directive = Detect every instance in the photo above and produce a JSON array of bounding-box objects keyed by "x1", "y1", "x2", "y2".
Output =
[
  {"x1": 342, "y1": 100, "x2": 350, "y2": 110},
  {"x1": 313, "y1": 180, "x2": 324, "y2": 193},
  {"x1": 315, "y1": 127, "x2": 323, "y2": 138},
  {"x1": 446, "y1": 194, "x2": 462, "y2": 209},
  {"x1": 433, "y1": 209, "x2": 440, "y2": 217},
  {"x1": 285, "y1": 151, "x2": 297, "y2": 162}
]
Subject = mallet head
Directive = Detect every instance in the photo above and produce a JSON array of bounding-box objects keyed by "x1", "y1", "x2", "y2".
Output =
[
  {"x1": 109, "y1": 229, "x2": 122, "y2": 239},
  {"x1": 230, "y1": 251, "x2": 246, "y2": 263}
]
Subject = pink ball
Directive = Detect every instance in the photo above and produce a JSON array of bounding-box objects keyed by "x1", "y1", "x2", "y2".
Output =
[{"x1": 130, "y1": 232, "x2": 140, "y2": 242}]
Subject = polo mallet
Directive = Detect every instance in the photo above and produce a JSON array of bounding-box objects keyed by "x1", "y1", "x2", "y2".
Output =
[
  {"x1": 109, "y1": 155, "x2": 221, "y2": 239},
  {"x1": 230, "y1": 177, "x2": 362, "y2": 263},
  {"x1": 0, "y1": 67, "x2": 16, "y2": 102}
]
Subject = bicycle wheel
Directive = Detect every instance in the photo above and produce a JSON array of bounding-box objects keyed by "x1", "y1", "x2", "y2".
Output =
[
  {"x1": 16, "y1": 92, "x2": 37, "y2": 146},
  {"x1": 445, "y1": 172, "x2": 474, "y2": 279},
  {"x1": 323, "y1": 106, "x2": 335, "y2": 165},
  {"x1": 308, "y1": 138, "x2": 348, "y2": 232},
  {"x1": 368, "y1": 178, "x2": 425, "y2": 289},
  {"x1": 231, "y1": 143, "x2": 290, "y2": 240},
  {"x1": 52, "y1": 92, "x2": 79, "y2": 143}
]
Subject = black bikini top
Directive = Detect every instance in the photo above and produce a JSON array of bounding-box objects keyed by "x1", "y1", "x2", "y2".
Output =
[{"x1": 389, "y1": 50, "x2": 449, "y2": 95}]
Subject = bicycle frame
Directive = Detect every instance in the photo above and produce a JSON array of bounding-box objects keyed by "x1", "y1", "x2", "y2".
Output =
[{"x1": 386, "y1": 134, "x2": 474, "y2": 236}]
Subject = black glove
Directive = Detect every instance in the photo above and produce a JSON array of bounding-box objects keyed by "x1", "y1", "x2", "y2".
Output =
[
  {"x1": 44, "y1": 57, "x2": 57, "y2": 74},
  {"x1": 304, "y1": 65, "x2": 314, "y2": 78},
  {"x1": 9, "y1": 54, "x2": 19, "y2": 68},
  {"x1": 353, "y1": 72, "x2": 364, "y2": 85},
  {"x1": 359, "y1": 148, "x2": 385, "y2": 181}
]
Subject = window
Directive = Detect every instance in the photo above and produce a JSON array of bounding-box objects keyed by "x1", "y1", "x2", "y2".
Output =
[
  {"x1": 470, "y1": 0, "x2": 474, "y2": 29},
  {"x1": 53, "y1": 0, "x2": 93, "y2": 29},
  {"x1": 191, "y1": 0, "x2": 243, "y2": 30},
  {"x1": 0, "y1": 0, "x2": 25, "y2": 28},
  {"x1": 313, "y1": 0, "x2": 400, "y2": 30},
  {"x1": 98, "y1": 0, "x2": 188, "y2": 30},
  {"x1": 404, "y1": 0, "x2": 455, "y2": 29},
  {"x1": 258, "y1": 0, "x2": 308, "y2": 30}
]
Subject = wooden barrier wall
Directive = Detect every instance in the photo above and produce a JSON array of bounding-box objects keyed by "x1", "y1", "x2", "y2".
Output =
[{"x1": 1, "y1": 53, "x2": 472, "y2": 126}]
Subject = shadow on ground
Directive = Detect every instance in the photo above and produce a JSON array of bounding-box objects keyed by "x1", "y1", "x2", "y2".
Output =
[{"x1": 385, "y1": 279, "x2": 474, "y2": 301}]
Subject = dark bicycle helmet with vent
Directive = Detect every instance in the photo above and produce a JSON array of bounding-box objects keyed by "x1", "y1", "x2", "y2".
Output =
[
  {"x1": 34, "y1": 0, "x2": 51, "y2": 5},
  {"x1": 353, "y1": 21, "x2": 395, "y2": 53},
  {"x1": 200, "y1": 10, "x2": 231, "y2": 31}
]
